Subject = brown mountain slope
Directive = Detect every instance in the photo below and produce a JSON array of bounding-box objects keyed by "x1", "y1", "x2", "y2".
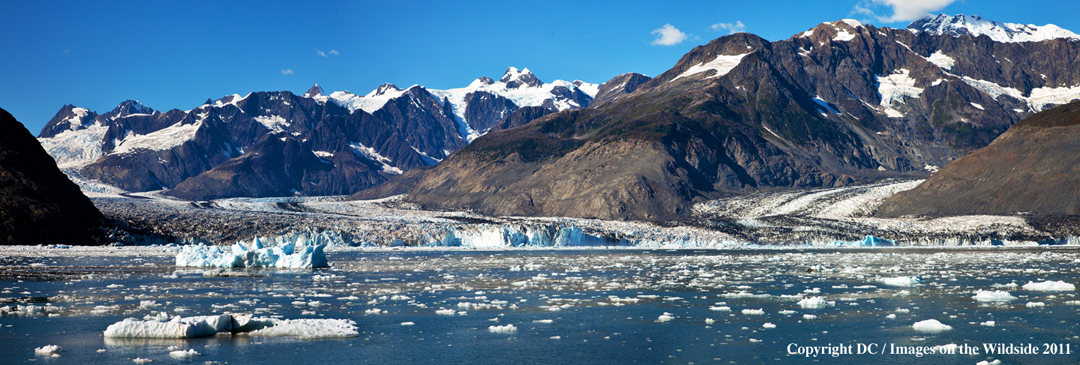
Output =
[
  {"x1": 876, "y1": 100, "x2": 1080, "y2": 217},
  {"x1": 0, "y1": 107, "x2": 103, "y2": 245}
]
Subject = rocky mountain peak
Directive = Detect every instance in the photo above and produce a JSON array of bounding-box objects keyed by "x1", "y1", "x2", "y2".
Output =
[
  {"x1": 500, "y1": 67, "x2": 542, "y2": 88},
  {"x1": 370, "y1": 83, "x2": 403, "y2": 97},
  {"x1": 109, "y1": 100, "x2": 153, "y2": 117},
  {"x1": 304, "y1": 84, "x2": 325, "y2": 98},
  {"x1": 908, "y1": 13, "x2": 1080, "y2": 43}
]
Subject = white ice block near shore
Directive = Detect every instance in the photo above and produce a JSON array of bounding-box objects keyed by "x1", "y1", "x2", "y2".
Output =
[
  {"x1": 175, "y1": 236, "x2": 328, "y2": 269},
  {"x1": 103, "y1": 314, "x2": 356, "y2": 339},
  {"x1": 1022, "y1": 280, "x2": 1075, "y2": 291}
]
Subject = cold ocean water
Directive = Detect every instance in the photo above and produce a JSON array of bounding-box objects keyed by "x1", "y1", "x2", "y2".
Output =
[{"x1": 2, "y1": 247, "x2": 1079, "y2": 364}]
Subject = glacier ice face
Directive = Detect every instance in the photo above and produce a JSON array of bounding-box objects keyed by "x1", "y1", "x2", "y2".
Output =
[
  {"x1": 831, "y1": 235, "x2": 896, "y2": 247},
  {"x1": 175, "y1": 234, "x2": 328, "y2": 269}
]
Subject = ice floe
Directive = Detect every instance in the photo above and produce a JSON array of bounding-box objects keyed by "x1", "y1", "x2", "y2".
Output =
[
  {"x1": 1022, "y1": 280, "x2": 1075, "y2": 291},
  {"x1": 797, "y1": 296, "x2": 835, "y2": 308},
  {"x1": 912, "y1": 319, "x2": 952, "y2": 332},
  {"x1": 972, "y1": 290, "x2": 1017, "y2": 302},
  {"x1": 103, "y1": 314, "x2": 356, "y2": 339},
  {"x1": 880, "y1": 276, "x2": 923, "y2": 287}
]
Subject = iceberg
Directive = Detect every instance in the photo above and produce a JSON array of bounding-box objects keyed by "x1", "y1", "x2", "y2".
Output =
[
  {"x1": 103, "y1": 314, "x2": 356, "y2": 339},
  {"x1": 972, "y1": 290, "x2": 1017, "y2": 302},
  {"x1": 912, "y1": 319, "x2": 952, "y2": 332},
  {"x1": 104, "y1": 314, "x2": 235, "y2": 338},
  {"x1": 1022, "y1": 280, "x2": 1076, "y2": 291},
  {"x1": 831, "y1": 235, "x2": 896, "y2": 247},
  {"x1": 34, "y1": 345, "x2": 61, "y2": 355},
  {"x1": 797, "y1": 296, "x2": 835, "y2": 308},
  {"x1": 880, "y1": 276, "x2": 923, "y2": 286},
  {"x1": 175, "y1": 235, "x2": 328, "y2": 269}
]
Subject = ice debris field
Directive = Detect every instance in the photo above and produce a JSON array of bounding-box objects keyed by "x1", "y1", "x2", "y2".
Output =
[{"x1": 2, "y1": 245, "x2": 1079, "y2": 364}]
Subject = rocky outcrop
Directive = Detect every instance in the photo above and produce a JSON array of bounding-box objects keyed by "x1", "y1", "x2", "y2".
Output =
[
  {"x1": 0, "y1": 107, "x2": 102, "y2": 245},
  {"x1": 591, "y1": 73, "x2": 651, "y2": 106},
  {"x1": 876, "y1": 100, "x2": 1080, "y2": 217}
]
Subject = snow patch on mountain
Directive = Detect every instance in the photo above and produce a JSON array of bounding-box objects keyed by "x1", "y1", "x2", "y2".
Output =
[
  {"x1": 672, "y1": 53, "x2": 750, "y2": 81},
  {"x1": 960, "y1": 77, "x2": 1080, "y2": 111},
  {"x1": 877, "y1": 69, "x2": 923, "y2": 117},
  {"x1": 909, "y1": 14, "x2": 1080, "y2": 43},
  {"x1": 254, "y1": 115, "x2": 289, "y2": 133},
  {"x1": 112, "y1": 122, "x2": 201, "y2": 155},
  {"x1": 349, "y1": 142, "x2": 402, "y2": 174},
  {"x1": 926, "y1": 51, "x2": 955, "y2": 70},
  {"x1": 63, "y1": 108, "x2": 91, "y2": 131}
]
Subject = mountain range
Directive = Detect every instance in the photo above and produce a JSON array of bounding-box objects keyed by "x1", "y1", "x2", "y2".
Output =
[
  {"x1": 35, "y1": 14, "x2": 1080, "y2": 222},
  {"x1": 37, "y1": 68, "x2": 598, "y2": 200}
]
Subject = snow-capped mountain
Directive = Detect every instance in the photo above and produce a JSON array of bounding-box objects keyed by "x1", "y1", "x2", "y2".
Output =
[
  {"x1": 908, "y1": 14, "x2": 1080, "y2": 43},
  {"x1": 37, "y1": 68, "x2": 598, "y2": 199},
  {"x1": 322, "y1": 67, "x2": 597, "y2": 141},
  {"x1": 394, "y1": 16, "x2": 1080, "y2": 222}
]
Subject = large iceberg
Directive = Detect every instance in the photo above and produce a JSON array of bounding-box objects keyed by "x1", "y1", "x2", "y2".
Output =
[
  {"x1": 104, "y1": 314, "x2": 356, "y2": 339},
  {"x1": 1022, "y1": 280, "x2": 1076, "y2": 291},
  {"x1": 175, "y1": 235, "x2": 328, "y2": 269}
]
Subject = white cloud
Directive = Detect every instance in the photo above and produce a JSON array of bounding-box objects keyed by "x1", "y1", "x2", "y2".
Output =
[
  {"x1": 710, "y1": 21, "x2": 746, "y2": 35},
  {"x1": 855, "y1": 0, "x2": 957, "y2": 23},
  {"x1": 651, "y1": 24, "x2": 688, "y2": 46},
  {"x1": 328, "y1": 49, "x2": 340, "y2": 56},
  {"x1": 281, "y1": 69, "x2": 294, "y2": 75},
  {"x1": 318, "y1": 49, "x2": 341, "y2": 57}
]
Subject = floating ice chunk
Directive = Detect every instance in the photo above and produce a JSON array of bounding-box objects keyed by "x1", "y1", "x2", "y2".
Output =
[
  {"x1": 749, "y1": 338, "x2": 762, "y2": 343},
  {"x1": 705, "y1": 318, "x2": 715, "y2": 324},
  {"x1": 880, "y1": 276, "x2": 923, "y2": 287},
  {"x1": 533, "y1": 319, "x2": 554, "y2": 323},
  {"x1": 247, "y1": 318, "x2": 358, "y2": 338},
  {"x1": 980, "y1": 321, "x2": 995, "y2": 326},
  {"x1": 797, "y1": 296, "x2": 835, "y2": 308},
  {"x1": 972, "y1": 290, "x2": 1017, "y2": 302},
  {"x1": 912, "y1": 319, "x2": 952, "y2": 332},
  {"x1": 435, "y1": 309, "x2": 456, "y2": 315},
  {"x1": 488, "y1": 324, "x2": 517, "y2": 333},
  {"x1": 175, "y1": 237, "x2": 328, "y2": 269},
  {"x1": 977, "y1": 359, "x2": 1002, "y2": 365},
  {"x1": 803, "y1": 314, "x2": 817, "y2": 320},
  {"x1": 133, "y1": 358, "x2": 152, "y2": 364},
  {"x1": 1022, "y1": 280, "x2": 1075, "y2": 291},
  {"x1": 104, "y1": 314, "x2": 233, "y2": 338},
  {"x1": 34, "y1": 345, "x2": 61, "y2": 355},
  {"x1": 886, "y1": 314, "x2": 897, "y2": 319},
  {"x1": 168, "y1": 349, "x2": 200, "y2": 358},
  {"x1": 742, "y1": 308, "x2": 765, "y2": 315},
  {"x1": 657, "y1": 312, "x2": 674, "y2": 322},
  {"x1": 401, "y1": 322, "x2": 415, "y2": 326},
  {"x1": 720, "y1": 291, "x2": 773, "y2": 298},
  {"x1": 762, "y1": 322, "x2": 776, "y2": 329},
  {"x1": 1026, "y1": 302, "x2": 1045, "y2": 307}
]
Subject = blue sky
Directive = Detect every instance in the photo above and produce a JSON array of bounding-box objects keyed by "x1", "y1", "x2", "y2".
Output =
[{"x1": 3, "y1": 0, "x2": 1078, "y2": 134}]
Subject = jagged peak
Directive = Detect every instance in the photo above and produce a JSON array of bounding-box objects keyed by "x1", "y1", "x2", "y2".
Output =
[
  {"x1": 500, "y1": 67, "x2": 543, "y2": 88},
  {"x1": 908, "y1": 13, "x2": 1080, "y2": 43},
  {"x1": 304, "y1": 84, "x2": 325, "y2": 98},
  {"x1": 109, "y1": 100, "x2": 154, "y2": 117},
  {"x1": 368, "y1": 83, "x2": 403, "y2": 97}
]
